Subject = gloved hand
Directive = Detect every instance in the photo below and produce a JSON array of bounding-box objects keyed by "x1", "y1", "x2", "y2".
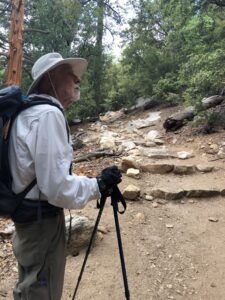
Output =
[{"x1": 96, "y1": 165, "x2": 122, "y2": 196}]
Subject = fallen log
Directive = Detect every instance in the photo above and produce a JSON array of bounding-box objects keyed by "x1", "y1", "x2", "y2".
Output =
[
  {"x1": 201, "y1": 95, "x2": 224, "y2": 109},
  {"x1": 73, "y1": 150, "x2": 121, "y2": 163},
  {"x1": 124, "y1": 97, "x2": 160, "y2": 115},
  {"x1": 163, "y1": 106, "x2": 195, "y2": 132}
]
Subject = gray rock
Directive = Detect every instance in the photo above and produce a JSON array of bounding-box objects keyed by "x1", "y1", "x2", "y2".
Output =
[
  {"x1": 177, "y1": 151, "x2": 194, "y2": 159},
  {"x1": 145, "y1": 130, "x2": 161, "y2": 141},
  {"x1": 140, "y1": 163, "x2": 174, "y2": 174},
  {"x1": 196, "y1": 165, "x2": 214, "y2": 173},
  {"x1": 150, "y1": 189, "x2": 186, "y2": 200},
  {"x1": 173, "y1": 165, "x2": 196, "y2": 175},
  {"x1": 65, "y1": 215, "x2": 97, "y2": 255},
  {"x1": 143, "y1": 147, "x2": 172, "y2": 159},
  {"x1": 99, "y1": 110, "x2": 124, "y2": 123},
  {"x1": 1, "y1": 216, "x2": 97, "y2": 257},
  {"x1": 121, "y1": 141, "x2": 136, "y2": 151},
  {"x1": 186, "y1": 189, "x2": 220, "y2": 198}
]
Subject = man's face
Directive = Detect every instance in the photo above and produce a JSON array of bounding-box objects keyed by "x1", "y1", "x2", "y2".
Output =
[{"x1": 51, "y1": 65, "x2": 81, "y2": 108}]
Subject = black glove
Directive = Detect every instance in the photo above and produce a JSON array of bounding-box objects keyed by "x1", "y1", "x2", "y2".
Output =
[{"x1": 96, "y1": 165, "x2": 122, "y2": 195}]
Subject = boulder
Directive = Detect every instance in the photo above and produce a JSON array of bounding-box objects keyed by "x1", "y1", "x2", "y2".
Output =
[
  {"x1": 1, "y1": 215, "x2": 99, "y2": 257},
  {"x1": 65, "y1": 215, "x2": 98, "y2": 255}
]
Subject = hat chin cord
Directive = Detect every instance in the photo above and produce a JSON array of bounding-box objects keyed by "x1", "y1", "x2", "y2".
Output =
[{"x1": 47, "y1": 72, "x2": 60, "y2": 100}]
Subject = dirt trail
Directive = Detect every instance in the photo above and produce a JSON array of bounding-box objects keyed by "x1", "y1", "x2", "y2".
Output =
[{"x1": 1, "y1": 105, "x2": 225, "y2": 300}]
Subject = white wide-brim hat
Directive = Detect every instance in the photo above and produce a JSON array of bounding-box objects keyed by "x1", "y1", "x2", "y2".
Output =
[{"x1": 27, "y1": 52, "x2": 88, "y2": 95}]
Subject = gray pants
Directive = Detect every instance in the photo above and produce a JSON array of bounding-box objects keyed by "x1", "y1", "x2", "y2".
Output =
[{"x1": 12, "y1": 211, "x2": 66, "y2": 300}]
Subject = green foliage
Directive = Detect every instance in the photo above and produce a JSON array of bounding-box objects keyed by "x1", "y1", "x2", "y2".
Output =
[
  {"x1": 153, "y1": 74, "x2": 181, "y2": 102},
  {"x1": 180, "y1": 49, "x2": 225, "y2": 105},
  {"x1": 1, "y1": 0, "x2": 225, "y2": 118}
]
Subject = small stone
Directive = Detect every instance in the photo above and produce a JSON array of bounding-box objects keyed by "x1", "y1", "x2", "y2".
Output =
[
  {"x1": 167, "y1": 284, "x2": 173, "y2": 289},
  {"x1": 210, "y1": 144, "x2": 219, "y2": 150},
  {"x1": 188, "y1": 199, "x2": 195, "y2": 204},
  {"x1": 208, "y1": 217, "x2": 219, "y2": 222},
  {"x1": 98, "y1": 226, "x2": 108, "y2": 234},
  {"x1": 136, "y1": 271, "x2": 141, "y2": 275},
  {"x1": 152, "y1": 202, "x2": 158, "y2": 208},
  {"x1": 135, "y1": 212, "x2": 145, "y2": 219},
  {"x1": 172, "y1": 138, "x2": 177, "y2": 144},
  {"x1": 166, "y1": 224, "x2": 174, "y2": 228},
  {"x1": 210, "y1": 282, "x2": 216, "y2": 288},
  {"x1": 176, "y1": 290, "x2": 182, "y2": 295},
  {"x1": 126, "y1": 168, "x2": 140, "y2": 179},
  {"x1": 0, "y1": 250, "x2": 5, "y2": 258},
  {"x1": 157, "y1": 199, "x2": 167, "y2": 205},
  {"x1": 196, "y1": 165, "x2": 214, "y2": 173},
  {"x1": 177, "y1": 151, "x2": 194, "y2": 159},
  {"x1": 123, "y1": 185, "x2": 141, "y2": 200},
  {"x1": 180, "y1": 200, "x2": 185, "y2": 204},
  {"x1": 145, "y1": 195, "x2": 153, "y2": 201}
]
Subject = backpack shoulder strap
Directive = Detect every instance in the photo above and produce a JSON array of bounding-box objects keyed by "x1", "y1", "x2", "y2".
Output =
[
  {"x1": 23, "y1": 96, "x2": 70, "y2": 142},
  {"x1": 21, "y1": 97, "x2": 64, "y2": 114}
]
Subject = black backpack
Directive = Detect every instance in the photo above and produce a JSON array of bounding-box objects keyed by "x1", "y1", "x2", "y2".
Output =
[{"x1": 0, "y1": 85, "x2": 62, "y2": 219}]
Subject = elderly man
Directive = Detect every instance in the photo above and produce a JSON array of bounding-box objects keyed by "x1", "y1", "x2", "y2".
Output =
[{"x1": 9, "y1": 53, "x2": 122, "y2": 300}]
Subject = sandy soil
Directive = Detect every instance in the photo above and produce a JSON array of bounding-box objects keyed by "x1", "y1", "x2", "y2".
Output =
[{"x1": 1, "y1": 105, "x2": 225, "y2": 300}]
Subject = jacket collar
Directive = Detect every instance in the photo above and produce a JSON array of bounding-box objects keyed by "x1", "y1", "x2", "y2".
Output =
[{"x1": 29, "y1": 93, "x2": 64, "y2": 110}]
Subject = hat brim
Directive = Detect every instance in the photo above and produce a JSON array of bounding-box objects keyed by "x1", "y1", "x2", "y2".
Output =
[{"x1": 27, "y1": 58, "x2": 88, "y2": 95}]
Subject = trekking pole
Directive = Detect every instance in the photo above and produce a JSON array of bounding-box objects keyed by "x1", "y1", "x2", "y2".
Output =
[
  {"x1": 71, "y1": 185, "x2": 130, "y2": 300},
  {"x1": 71, "y1": 194, "x2": 107, "y2": 300}
]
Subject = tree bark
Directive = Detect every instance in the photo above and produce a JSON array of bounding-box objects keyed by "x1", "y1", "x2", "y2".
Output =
[{"x1": 6, "y1": 0, "x2": 24, "y2": 86}]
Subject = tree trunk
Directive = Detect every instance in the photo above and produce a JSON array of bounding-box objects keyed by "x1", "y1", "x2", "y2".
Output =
[
  {"x1": 6, "y1": 0, "x2": 24, "y2": 86},
  {"x1": 93, "y1": 0, "x2": 104, "y2": 116}
]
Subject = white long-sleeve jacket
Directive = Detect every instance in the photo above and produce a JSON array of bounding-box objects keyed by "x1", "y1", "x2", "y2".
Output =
[{"x1": 9, "y1": 94, "x2": 100, "y2": 209}]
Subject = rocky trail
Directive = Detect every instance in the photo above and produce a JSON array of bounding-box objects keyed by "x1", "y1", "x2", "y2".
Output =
[{"x1": 1, "y1": 105, "x2": 225, "y2": 299}]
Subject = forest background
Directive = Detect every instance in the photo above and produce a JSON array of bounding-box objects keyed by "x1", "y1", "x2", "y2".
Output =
[{"x1": 0, "y1": 0, "x2": 225, "y2": 121}]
